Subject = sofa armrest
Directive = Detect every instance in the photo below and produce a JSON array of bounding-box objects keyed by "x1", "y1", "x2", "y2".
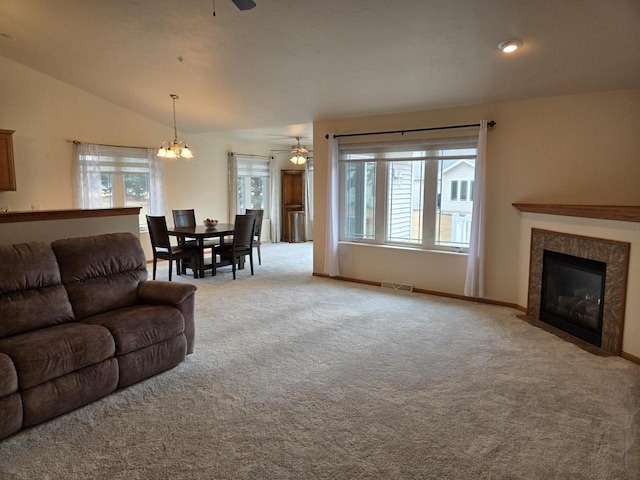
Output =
[{"x1": 138, "y1": 281, "x2": 197, "y2": 354}]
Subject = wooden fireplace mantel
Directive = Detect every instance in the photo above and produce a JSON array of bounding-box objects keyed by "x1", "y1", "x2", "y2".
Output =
[{"x1": 512, "y1": 204, "x2": 640, "y2": 223}]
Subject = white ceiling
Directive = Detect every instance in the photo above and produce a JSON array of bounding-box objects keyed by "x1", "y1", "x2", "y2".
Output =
[{"x1": 0, "y1": 0, "x2": 638, "y2": 144}]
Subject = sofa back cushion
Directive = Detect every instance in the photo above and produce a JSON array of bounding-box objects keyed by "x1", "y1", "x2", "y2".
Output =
[
  {"x1": 52, "y1": 233, "x2": 148, "y2": 320},
  {"x1": 0, "y1": 242, "x2": 76, "y2": 338}
]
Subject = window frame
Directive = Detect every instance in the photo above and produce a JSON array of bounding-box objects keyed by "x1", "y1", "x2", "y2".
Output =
[
  {"x1": 235, "y1": 155, "x2": 270, "y2": 214},
  {"x1": 77, "y1": 145, "x2": 156, "y2": 232},
  {"x1": 338, "y1": 135, "x2": 478, "y2": 252}
]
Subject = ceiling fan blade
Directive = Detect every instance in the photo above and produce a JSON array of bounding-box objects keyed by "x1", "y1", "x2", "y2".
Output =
[{"x1": 231, "y1": 0, "x2": 256, "y2": 10}]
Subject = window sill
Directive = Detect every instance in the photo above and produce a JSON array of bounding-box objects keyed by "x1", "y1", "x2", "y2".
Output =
[{"x1": 338, "y1": 240, "x2": 468, "y2": 256}]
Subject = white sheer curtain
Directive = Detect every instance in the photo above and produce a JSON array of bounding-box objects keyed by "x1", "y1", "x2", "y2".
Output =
[
  {"x1": 269, "y1": 157, "x2": 280, "y2": 243},
  {"x1": 229, "y1": 152, "x2": 279, "y2": 243},
  {"x1": 464, "y1": 120, "x2": 488, "y2": 297},
  {"x1": 73, "y1": 142, "x2": 102, "y2": 208},
  {"x1": 227, "y1": 152, "x2": 238, "y2": 222},
  {"x1": 147, "y1": 148, "x2": 166, "y2": 215},
  {"x1": 73, "y1": 142, "x2": 166, "y2": 221},
  {"x1": 305, "y1": 159, "x2": 314, "y2": 241},
  {"x1": 323, "y1": 134, "x2": 340, "y2": 276}
]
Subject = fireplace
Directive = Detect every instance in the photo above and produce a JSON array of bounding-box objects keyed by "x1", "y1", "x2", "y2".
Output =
[
  {"x1": 527, "y1": 229, "x2": 630, "y2": 355},
  {"x1": 540, "y1": 250, "x2": 606, "y2": 347}
]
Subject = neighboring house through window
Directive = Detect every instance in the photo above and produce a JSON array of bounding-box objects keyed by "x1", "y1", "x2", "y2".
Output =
[{"x1": 339, "y1": 136, "x2": 478, "y2": 250}]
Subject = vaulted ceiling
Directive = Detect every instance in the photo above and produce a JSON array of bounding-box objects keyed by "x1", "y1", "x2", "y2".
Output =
[{"x1": 0, "y1": 0, "x2": 638, "y2": 143}]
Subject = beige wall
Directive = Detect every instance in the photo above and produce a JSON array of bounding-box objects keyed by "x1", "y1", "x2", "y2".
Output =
[
  {"x1": 313, "y1": 89, "x2": 640, "y2": 356},
  {"x1": 0, "y1": 214, "x2": 140, "y2": 246},
  {"x1": 0, "y1": 55, "x2": 174, "y2": 211},
  {"x1": 0, "y1": 55, "x2": 285, "y2": 258}
]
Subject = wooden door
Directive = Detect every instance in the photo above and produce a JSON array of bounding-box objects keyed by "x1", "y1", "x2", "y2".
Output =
[{"x1": 281, "y1": 169, "x2": 305, "y2": 241}]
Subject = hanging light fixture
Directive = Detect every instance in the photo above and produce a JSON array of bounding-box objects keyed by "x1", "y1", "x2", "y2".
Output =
[
  {"x1": 290, "y1": 155, "x2": 306, "y2": 165},
  {"x1": 289, "y1": 137, "x2": 308, "y2": 165},
  {"x1": 157, "y1": 94, "x2": 193, "y2": 159}
]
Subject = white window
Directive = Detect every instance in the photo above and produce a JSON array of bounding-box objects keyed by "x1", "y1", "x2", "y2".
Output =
[
  {"x1": 339, "y1": 136, "x2": 478, "y2": 250},
  {"x1": 450, "y1": 178, "x2": 474, "y2": 202},
  {"x1": 460, "y1": 180, "x2": 468, "y2": 201},
  {"x1": 75, "y1": 143, "x2": 164, "y2": 231},
  {"x1": 236, "y1": 155, "x2": 270, "y2": 213}
]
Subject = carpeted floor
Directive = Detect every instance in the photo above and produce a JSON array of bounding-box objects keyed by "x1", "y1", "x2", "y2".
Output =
[{"x1": 1, "y1": 242, "x2": 639, "y2": 479}]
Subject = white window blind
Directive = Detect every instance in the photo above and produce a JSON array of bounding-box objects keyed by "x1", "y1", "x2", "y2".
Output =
[{"x1": 237, "y1": 155, "x2": 270, "y2": 177}]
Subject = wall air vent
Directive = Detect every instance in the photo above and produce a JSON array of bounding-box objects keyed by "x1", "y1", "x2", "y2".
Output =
[{"x1": 381, "y1": 281, "x2": 414, "y2": 293}]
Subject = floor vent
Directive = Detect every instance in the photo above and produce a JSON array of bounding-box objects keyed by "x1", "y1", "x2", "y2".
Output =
[{"x1": 381, "y1": 281, "x2": 414, "y2": 293}]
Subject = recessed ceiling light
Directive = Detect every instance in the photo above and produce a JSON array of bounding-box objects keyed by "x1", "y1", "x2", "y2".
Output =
[
  {"x1": 498, "y1": 40, "x2": 522, "y2": 53},
  {"x1": 0, "y1": 33, "x2": 16, "y2": 41}
]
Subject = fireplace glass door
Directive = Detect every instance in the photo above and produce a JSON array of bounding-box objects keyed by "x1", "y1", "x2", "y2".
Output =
[{"x1": 540, "y1": 250, "x2": 606, "y2": 347}]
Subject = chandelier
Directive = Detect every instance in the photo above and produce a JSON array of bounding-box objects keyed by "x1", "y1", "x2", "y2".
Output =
[{"x1": 157, "y1": 94, "x2": 193, "y2": 159}]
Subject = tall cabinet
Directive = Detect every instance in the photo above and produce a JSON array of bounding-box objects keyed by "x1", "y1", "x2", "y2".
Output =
[
  {"x1": 0, "y1": 130, "x2": 16, "y2": 191},
  {"x1": 281, "y1": 169, "x2": 305, "y2": 242}
]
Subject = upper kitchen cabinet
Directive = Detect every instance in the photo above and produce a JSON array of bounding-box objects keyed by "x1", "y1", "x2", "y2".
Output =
[{"x1": 0, "y1": 130, "x2": 16, "y2": 191}]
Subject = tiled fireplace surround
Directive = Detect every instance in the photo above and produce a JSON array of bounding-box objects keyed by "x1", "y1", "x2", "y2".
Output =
[
  {"x1": 514, "y1": 204, "x2": 640, "y2": 360},
  {"x1": 526, "y1": 228, "x2": 630, "y2": 355}
]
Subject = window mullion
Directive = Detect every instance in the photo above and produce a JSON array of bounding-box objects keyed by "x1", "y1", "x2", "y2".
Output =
[
  {"x1": 338, "y1": 163, "x2": 345, "y2": 240},
  {"x1": 113, "y1": 174, "x2": 125, "y2": 208},
  {"x1": 423, "y1": 160, "x2": 438, "y2": 248},
  {"x1": 244, "y1": 177, "x2": 252, "y2": 211},
  {"x1": 375, "y1": 161, "x2": 387, "y2": 243}
]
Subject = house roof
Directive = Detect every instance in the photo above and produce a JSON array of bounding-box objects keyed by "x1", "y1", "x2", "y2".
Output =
[
  {"x1": 0, "y1": 0, "x2": 638, "y2": 142},
  {"x1": 442, "y1": 160, "x2": 475, "y2": 175}
]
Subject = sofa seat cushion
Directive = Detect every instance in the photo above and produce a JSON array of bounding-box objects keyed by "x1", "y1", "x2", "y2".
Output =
[
  {"x1": 21, "y1": 358, "x2": 118, "y2": 428},
  {"x1": 0, "y1": 323, "x2": 115, "y2": 390},
  {"x1": 118, "y1": 334, "x2": 186, "y2": 388},
  {"x1": 82, "y1": 304, "x2": 184, "y2": 355},
  {"x1": 0, "y1": 392, "x2": 22, "y2": 440},
  {"x1": 0, "y1": 352, "x2": 18, "y2": 397}
]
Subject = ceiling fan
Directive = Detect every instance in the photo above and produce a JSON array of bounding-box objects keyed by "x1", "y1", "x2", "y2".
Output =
[
  {"x1": 213, "y1": 0, "x2": 256, "y2": 16},
  {"x1": 272, "y1": 137, "x2": 313, "y2": 165},
  {"x1": 231, "y1": 0, "x2": 256, "y2": 10}
]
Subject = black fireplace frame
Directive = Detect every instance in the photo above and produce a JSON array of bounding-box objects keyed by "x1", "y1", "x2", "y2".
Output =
[
  {"x1": 540, "y1": 250, "x2": 606, "y2": 347},
  {"x1": 527, "y1": 228, "x2": 630, "y2": 355}
]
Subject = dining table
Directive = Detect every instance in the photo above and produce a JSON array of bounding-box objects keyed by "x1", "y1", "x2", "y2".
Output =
[{"x1": 167, "y1": 223, "x2": 234, "y2": 278}]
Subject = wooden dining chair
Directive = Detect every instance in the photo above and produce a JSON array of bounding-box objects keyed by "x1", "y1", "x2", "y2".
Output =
[
  {"x1": 245, "y1": 208, "x2": 264, "y2": 265},
  {"x1": 172, "y1": 209, "x2": 197, "y2": 229},
  {"x1": 146, "y1": 215, "x2": 199, "y2": 281},
  {"x1": 216, "y1": 214, "x2": 255, "y2": 279},
  {"x1": 172, "y1": 209, "x2": 218, "y2": 275}
]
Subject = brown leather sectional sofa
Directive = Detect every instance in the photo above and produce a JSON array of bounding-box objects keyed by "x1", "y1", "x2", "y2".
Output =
[{"x1": 0, "y1": 233, "x2": 197, "y2": 440}]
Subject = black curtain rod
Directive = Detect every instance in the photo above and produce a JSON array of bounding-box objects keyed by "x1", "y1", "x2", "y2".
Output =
[
  {"x1": 71, "y1": 140, "x2": 152, "y2": 150},
  {"x1": 229, "y1": 153, "x2": 273, "y2": 159},
  {"x1": 324, "y1": 121, "x2": 496, "y2": 140}
]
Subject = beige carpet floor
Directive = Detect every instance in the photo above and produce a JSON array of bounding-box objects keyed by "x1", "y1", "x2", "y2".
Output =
[{"x1": 1, "y1": 242, "x2": 639, "y2": 479}]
